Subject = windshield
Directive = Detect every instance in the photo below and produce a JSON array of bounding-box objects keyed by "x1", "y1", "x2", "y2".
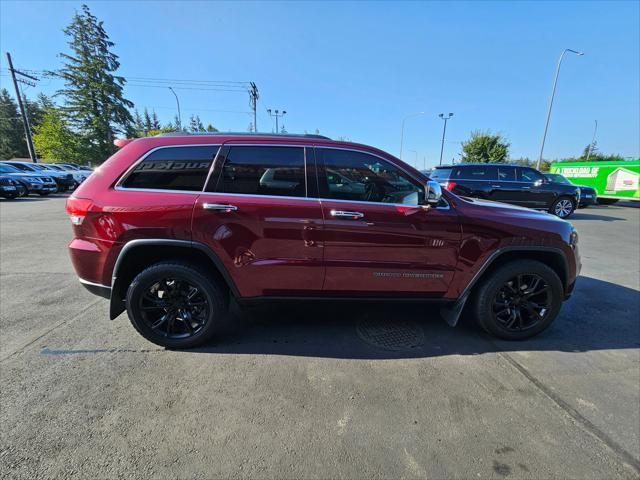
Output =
[
  {"x1": 47, "y1": 165, "x2": 65, "y2": 171},
  {"x1": 0, "y1": 164, "x2": 21, "y2": 173},
  {"x1": 544, "y1": 173, "x2": 570, "y2": 185},
  {"x1": 5, "y1": 162, "x2": 36, "y2": 172},
  {"x1": 429, "y1": 168, "x2": 453, "y2": 180}
]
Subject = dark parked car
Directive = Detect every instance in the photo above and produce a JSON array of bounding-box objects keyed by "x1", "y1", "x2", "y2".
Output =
[
  {"x1": 543, "y1": 173, "x2": 597, "y2": 208},
  {"x1": 430, "y1": 164, "x2": 581, "y2": 218},
  {"x1": 66, "y1": 133, "x2": 580, "y2": 348},
  {"x1": 0, "y1": 163, "x2": 58, "y2": 196},
  {"x1": 0, "y1": 174, "x2": 25, "y2": 198},
  {"x1": 1, "y1": 161, "x2": 75, "y2": 192}
]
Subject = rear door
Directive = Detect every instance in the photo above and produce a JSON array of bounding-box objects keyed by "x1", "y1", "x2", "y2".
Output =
[
  {"x1": 450, "y1": 165, "x2": 496, "y2": 198},
  {"x1": 192, "y1": 144, "x2": 325, "y2": 297},
  {"x1": 316, "y1": 147, "x2": 460, "y2": 296},
  {"x1": 487, "y1": 166, "x2": 525, "y2": 204}
]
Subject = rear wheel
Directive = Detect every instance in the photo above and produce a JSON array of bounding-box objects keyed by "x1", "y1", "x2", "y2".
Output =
[
  {"x1": 550, "y1": 196, "x2": 575, "y2": 218},
  {"x1": 472, "y1": 260, "x2": 563, "y2": 340},
  {"x1": 126, "y1": 261, "x2": 227, "y2": 349}
]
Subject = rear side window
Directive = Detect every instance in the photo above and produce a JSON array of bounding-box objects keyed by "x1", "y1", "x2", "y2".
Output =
[
  {"x1": 209, "y1": 146, "x2": 306, "y2": 197},
  {"x1": 121, "y1": 146, "x2": 218, "y2": 191},
  {"x1": 454, "y1": 166, "x2": 497, "y2": 180},
  {"x1": 429, "y1": 168, "x2": 452, "y2": 180},
  {"x1": 317, "y1": 148, "x2": 424, "y2": 205}
]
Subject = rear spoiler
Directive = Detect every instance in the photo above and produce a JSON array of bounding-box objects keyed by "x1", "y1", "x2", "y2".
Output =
[{"x1": 114, "y1": 138, "x2": 134, "y2": 149}]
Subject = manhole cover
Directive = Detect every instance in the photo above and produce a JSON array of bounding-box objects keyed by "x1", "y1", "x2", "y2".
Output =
[{"x1": 356, "y1": 316, "x2": 425, "y2": 351}]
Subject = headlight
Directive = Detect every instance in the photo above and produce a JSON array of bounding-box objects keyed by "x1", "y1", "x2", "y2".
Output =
[{"x1": 30, "y1": 177, "x2": 43, "y2": 183}]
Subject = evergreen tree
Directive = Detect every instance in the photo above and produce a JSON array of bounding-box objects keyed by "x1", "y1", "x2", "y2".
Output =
[
  {"x1": 460, "y1": 131, "x2": 510, "y2": 163},
  {"x1": 143, "y1": 108, "x2": 153, "y2": 133},
  {"x1": 207, "y1": 123, "x2": 218, "y2": 132},
  {"x1": 189, "y1": 114, "x2": 205, "y2": 133},
  {"x1": 151, "y1": 110, "x2": 161, "y2": 130},
  {"x1": 132, "y1": 109, "x2": 145, "y2": 137},
  {"x1": 54, "y1": 4, "x2": 133, "y2": 163},
  {"x1": 0, "y1": 89, "x2": 25, "y2": 159}
]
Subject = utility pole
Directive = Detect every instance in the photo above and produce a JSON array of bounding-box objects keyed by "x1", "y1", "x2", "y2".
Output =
[
  {"x1": 249, "y1": 82, "x2": 259, "y2": 132},
  {"x1": 438, "y1": 113, "x2": 454, "y2": 166},
  {"x1": 586, "y1": 119, "x2": 598, "y2": 161},
  {"x1": 399, "y1": 112, "x2": 424, "y2": 160},
  {"x1": 267, "y1": 109, "x2": 286, "y2": 133},
  {"x1": 6, "y1": 52, "x2": 38, "y2": 162}
]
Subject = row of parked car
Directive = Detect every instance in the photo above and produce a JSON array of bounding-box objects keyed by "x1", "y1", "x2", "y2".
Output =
[{"x1": 0, "y1": 161, "x2": 94, "y2": 199}]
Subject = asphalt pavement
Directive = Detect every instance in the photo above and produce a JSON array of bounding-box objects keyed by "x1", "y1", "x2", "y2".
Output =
[{"x1": 1, "y1": 194, "x2": 638, "y2": 479}]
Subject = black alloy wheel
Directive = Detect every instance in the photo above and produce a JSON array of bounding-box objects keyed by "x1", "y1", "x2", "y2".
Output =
[
  {"x1": 492, "y1": 274, "x2": 551, "y2": 332},
  {"x1": 126, "y1": 262, "x2": 226, "y2": 348},
  {"x1": 139, "y1": 277, "x2": 210, "y2": 339}
]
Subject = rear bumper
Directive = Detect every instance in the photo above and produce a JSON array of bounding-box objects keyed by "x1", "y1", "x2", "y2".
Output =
[{"x1": 79, "y1": 278, "x2": 111, "y2": 299}]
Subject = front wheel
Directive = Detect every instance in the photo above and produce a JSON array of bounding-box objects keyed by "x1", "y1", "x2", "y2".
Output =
[
  {"x1": 471, "y1": 260, "x2": 564, "y2": 340},
  {"x1": 126, "y1": 261, "x2": 227, "y2": 349},
  {"x1": 550, "y1": 196, "x2": 576, "y2": 218}
]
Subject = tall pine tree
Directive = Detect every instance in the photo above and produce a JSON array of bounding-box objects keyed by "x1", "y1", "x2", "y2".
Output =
[
  {"x1": 54, "y1": 4, "x2": 133, "y2": 163},
  {"x1": 0, "y1": 89, "x2": 25, "y2": 159}
]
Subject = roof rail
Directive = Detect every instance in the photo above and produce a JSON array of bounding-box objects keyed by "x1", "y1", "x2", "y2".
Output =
[{"x1": 155, "y1": 131, "x2": 331, "y2": 140}]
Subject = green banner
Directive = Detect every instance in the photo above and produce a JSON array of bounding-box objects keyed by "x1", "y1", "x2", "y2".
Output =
[{"x1": 549, "y1": 160, "x2": 640, "y2": 200}]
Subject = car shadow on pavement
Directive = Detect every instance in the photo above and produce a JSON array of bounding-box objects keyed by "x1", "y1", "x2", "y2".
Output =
[
  {"x1": 189, "y1": 276, "x2": 640, "y2": 359},
  {"x1": 571, "y1": 211, "x2": 627, "y2": 222}
]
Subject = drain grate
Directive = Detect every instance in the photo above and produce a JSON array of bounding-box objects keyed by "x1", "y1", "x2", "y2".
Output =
[{"x1": 356, "y1": 316, "x2": 425, "y2": 351}]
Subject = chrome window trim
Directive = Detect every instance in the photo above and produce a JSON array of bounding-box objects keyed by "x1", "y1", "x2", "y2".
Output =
[
  {"x1": 115, "y1": 144, "x2": 222, "y2": 191},
  {"x1": 113, "y1": 143, "x2": 452, "y2": 211}
]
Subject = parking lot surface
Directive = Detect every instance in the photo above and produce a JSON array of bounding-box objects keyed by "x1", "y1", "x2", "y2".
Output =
[{"x1": 1, "y1": 195, "x2": 639, "y2": 479}]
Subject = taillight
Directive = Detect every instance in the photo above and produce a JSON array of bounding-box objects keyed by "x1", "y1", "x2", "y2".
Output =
[
  {"x1": 442, "y1": 181, "x2": 457, "y2": 191},
  {"x1": 65, "y1": 197, "x2": 93, "y2": 225}
]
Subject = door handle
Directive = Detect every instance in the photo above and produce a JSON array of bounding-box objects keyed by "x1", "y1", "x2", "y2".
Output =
[
  {"x1": 522, "y1": 186, "x2": 531, "y2": 190},
  {"x1": 330, "y1": 210, "x2": 364, "y2": 219},
  {"x1": 203, "y1": 203, "x2": 238, "y2": 212},
  {"x1": 491, "y1": 185, "x2": 501, "y2": 188}
]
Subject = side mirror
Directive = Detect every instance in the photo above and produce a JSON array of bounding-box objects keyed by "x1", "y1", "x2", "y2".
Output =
[
  {"x1": 534, "y1": 179, "x2": 544, "y2": 187},
  {"x1": 425, "y1": 180, "x2": 442, "y2": 205}
]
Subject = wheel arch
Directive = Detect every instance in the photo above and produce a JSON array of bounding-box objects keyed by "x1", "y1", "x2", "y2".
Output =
[
  {"x1": 109, "y1": 239, "x2": 239, "y2": 320},
  {"x1": 461, "y1": 247, "x2": 569, "y2": 300}
]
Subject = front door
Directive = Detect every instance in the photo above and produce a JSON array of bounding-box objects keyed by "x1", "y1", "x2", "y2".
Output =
[
  {"x1": 315, "y1": 147, "x2": 460, "y2": 296},
  {"x1": 192, "y1": 145, "x2": 325, "y2": 297},
  {"x1": 517, "y1": 167, "x2": 556, "y2": 208}
]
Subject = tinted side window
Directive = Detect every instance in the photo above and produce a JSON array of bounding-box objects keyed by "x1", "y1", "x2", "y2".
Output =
[
  {"x1": 454, "y1": 166, "x2": 497, "y2": 180},
  {"x1": 518, "y1": 167, "x2": 545, "y2": 183},
  {"x1": 429, "y1": 168, "x2": 452, "y2": 180},
  {"x1": 211, "y1": 146, "x2": 306, "y2": 197},
  {"x1": 317, "y1": 148, "x2": 423, "y2": 205},
  {"x1": 498, "y1": 167, "x2": 516, "y2": 181},
  {"x1": 122, "y1": 146, "x2": 218, "y2": 191}
]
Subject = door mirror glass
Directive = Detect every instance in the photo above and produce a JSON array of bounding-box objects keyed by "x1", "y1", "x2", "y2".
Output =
[
  {"x1": 534, "y1": 179, "x2": 544, "y2": 187},
  {"x1": 425, "y1": 180, "x2": 442, "y2": 205}
]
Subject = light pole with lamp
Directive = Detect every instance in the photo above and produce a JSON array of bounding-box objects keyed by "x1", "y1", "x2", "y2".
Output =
[
  {"x1": 168, "y1": 87, "x2": 182, "y2": 131},
  {"x1": 267, "y1": 109, "x2": 287, "y2": 133},
  {"x1": 408, "y1": 149, "x2": 418, "y2": 169},
  {"x1": 537, "y1": 48, "x2": 584, "y2": 170},
  {"x1": 438, "y1": 113, "x2": 454, "y2": 166},
  {"x1": 586, "y1": 120, "x2": 598, "y2": 161},
  {"x1": 399, "y1": 112, "x2": 424, "y2": 160}
]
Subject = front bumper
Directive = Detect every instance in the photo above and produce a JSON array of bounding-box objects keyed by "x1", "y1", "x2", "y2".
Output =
[{"x1": 578, "y1": 193, "x2": 597, "y2": 207}]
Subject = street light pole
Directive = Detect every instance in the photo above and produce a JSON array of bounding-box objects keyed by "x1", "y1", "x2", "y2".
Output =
[
  {"x1": 399, "y1": 112, "x2": 424, "y2": 160},
  {"x1": 267, "y1": 109, "x2": 287, "y2": 133},
  {"x1": 408, "y1": 149, "x2": 418, "y2": 168},
  {"x1": 438, "y1": 113, "x2": 454, "y2": 166},
  {"x1": 168, "y1": 87, "x2": 182, "y2": 131},
  {"x1": 537, "y1": 48, "x2": 584, "y2": 170},
  {"x1": 586, "y1": 119, "x2": 598, "y2": 162}
]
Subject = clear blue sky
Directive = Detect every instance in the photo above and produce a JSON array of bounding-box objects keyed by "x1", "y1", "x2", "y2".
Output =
[{"x1": 1, "y1": 0, "x2": 638, "y2": 168}]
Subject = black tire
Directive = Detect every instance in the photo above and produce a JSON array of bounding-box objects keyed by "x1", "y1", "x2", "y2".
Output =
[
  {"x1": 126, "y1": 261, "x2": 227, "y2": 349},
  {"x1": 549, "y1": 196, "x2": 576, "y2": 218},
  {"x1": 597, "y1": 198, "x2": 619, "y2": 205},
  {"x1": 472, "y1": 260, "x2": 563, "y2": 340}
]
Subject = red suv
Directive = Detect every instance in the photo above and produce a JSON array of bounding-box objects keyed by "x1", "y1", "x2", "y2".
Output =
[{"x1": 66, "y1": 133, "x2": 580, "y2": 348}]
